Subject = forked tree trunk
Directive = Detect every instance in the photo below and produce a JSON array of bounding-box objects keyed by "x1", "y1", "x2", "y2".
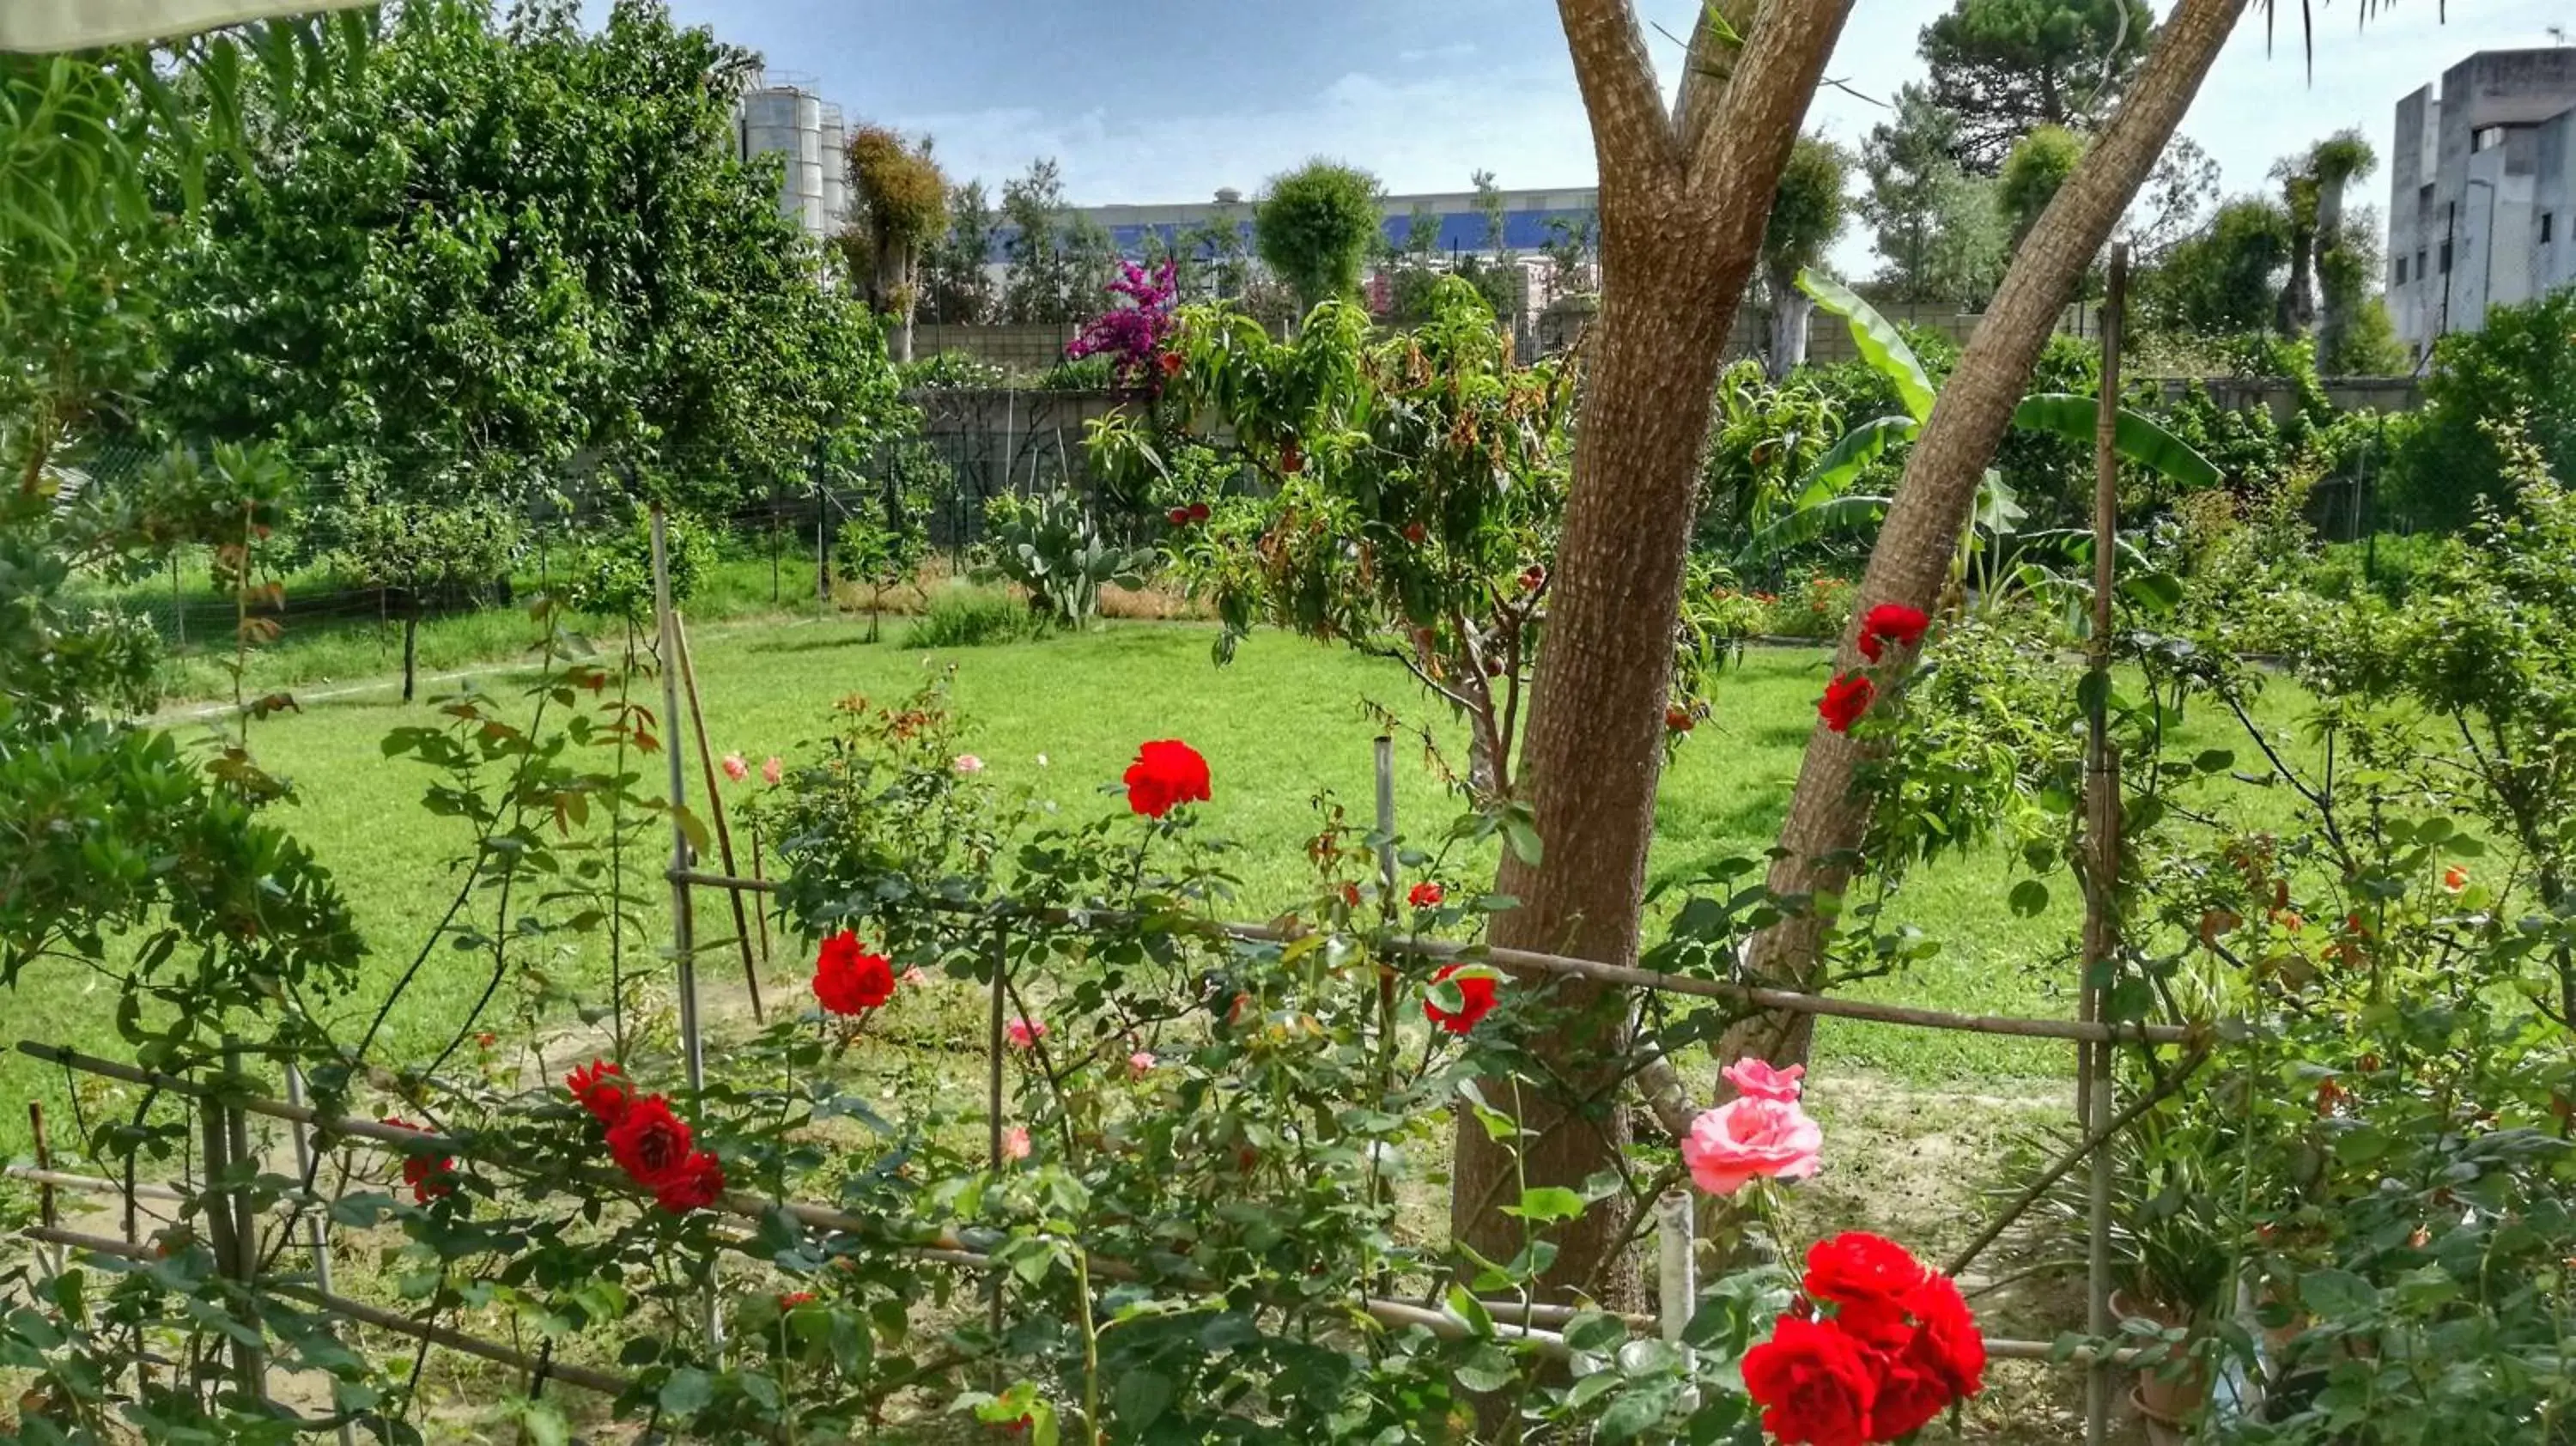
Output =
[
  {"x1": 1717, "y1": 0, "x2": 2252, "y2": 1080},
  {"x1": 1451, "y1": 0, "x2": 1850, "y2": 1304}
]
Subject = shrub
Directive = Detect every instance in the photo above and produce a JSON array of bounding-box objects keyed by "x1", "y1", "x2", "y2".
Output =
[
  {"x1": 1030, "y1": 352, "x2": 1114, "y2": 392},
  {"x1": 901, "y1": 586, "x2": 1038, "y2": 647},
  {"x1": 2385, "y1": 289, "x2": 2576, "y2": 531},
  {"x1": 973, "y1": 489, "x2": 1151, "y2": 629},
  {"x1": 568, "y1": 504, "x2": 714, "y2": 623}
]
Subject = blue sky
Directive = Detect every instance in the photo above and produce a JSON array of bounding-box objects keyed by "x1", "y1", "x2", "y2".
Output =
[{"x1": 622, "y1": 0, "x2": 2572, "y2": 273}]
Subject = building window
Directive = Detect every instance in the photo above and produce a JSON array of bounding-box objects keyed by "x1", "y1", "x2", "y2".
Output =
[
  {"x1": 2545, "y1": 212, "x2": 2557, "y2": 244},
  {"x1": 2416, "y1": 248, "x2": 2428, "y2": 279},
  {"x1": 2439, "y1": 240, "x2": 2451, "y2": 274},
  {"x1": 2396, "y1": 257, "x2": 2409, "y2": 284},
  {"x1": 2474, "y1": 125, "x2": 2506, "y2": 152}
]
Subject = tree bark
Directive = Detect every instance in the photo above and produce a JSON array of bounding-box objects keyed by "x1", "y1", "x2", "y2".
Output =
[
  {"x1": 401, "y1": 609, "x2": 418, "y2": 704},
  {"x1": 1766, "y1": 262, "x2": 1813, "y2": 380},
  {"x1": 1451, "y1": 0, "x2": 1852, "y2": 1305},
  {"x1": 1724, "y1": 0, "x2": 2251, "y2": 1073}
]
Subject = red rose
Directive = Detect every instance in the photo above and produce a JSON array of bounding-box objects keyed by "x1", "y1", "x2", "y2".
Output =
[
  {"x1": 1867, "y1": 1353, "x2": 1951, "y2": 1440},
  {"x1": 1188, "y1": 501, "x2": 1210, "y2": 523},
  {"x1": 606, "y1": 1095, "x2": 695, "y2": 1185},
  {"x1": 1404, "y1": 521, "x2": 1427, "y2": 544},
  {"x1": 1856, "y1": 603, "x2": 1929, "y2": 662},
  {"x1": 650, "y1": 1150, "x2": 726, "y2": 1214},
  {"x1": 1818, "y1": 672, "x2": 1875, "y2": 733},
  {"x1": 1167, "y1": 507, "x2": 1192, "y2": 527},
  {"x1": 1123, "y1": 738, "x2": 1211, "y2": 818},
  {"x1": 779, "y1": 1291, "x2": 816, "y2": 1309},
  {"x1": 1407, "y1": 881, "x2": 1445, "y2": 908},
  {"x1": 1743, "y1": 1314, "x2": 1878, "y2": 1446},
  {"x1": 1666, "y1": 703, "x2": 1696, "y2": 732},
  {"x1": 1518, "y1": 564, "x2": 1546, "y2": 592},
  {"x1": 382, "y1": 1118, "x2": 453, "y2": 1204},
  {"x1": 1804, "y1": 1233, "x2": 1935, "y2": 1317},
  {"x1": 1902, "y1": 1271, "x2": 1986, "y2": 1399},
  {"x1": 1279, "y1": 440, "x2": 1303, "y2": 474},
  {"x1": 1339, "y1": 881, "x2": 1362, "y2": 908},
  {"x1": 1423, "y1": 963, "x2": 1498, "y2": 1035},
  {"x1": 1157, "y1": 350, "x2": 1183, "y2": 378},
  {"x1": 567, "y1": 1060, "x2": 628, "y2": 1125},
  {"x1": 812, "y1": 930, "x2": 896, "y2": 1016}
]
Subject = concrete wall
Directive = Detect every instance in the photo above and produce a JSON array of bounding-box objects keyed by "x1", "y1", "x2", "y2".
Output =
[{"x1": 2388, "y1": 49, "x2": 2576, "y2": 358}]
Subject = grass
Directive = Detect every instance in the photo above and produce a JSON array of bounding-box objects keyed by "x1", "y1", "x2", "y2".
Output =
[{"x1": 6, "y1": 609, "x2": 2246, "y2": 1165}]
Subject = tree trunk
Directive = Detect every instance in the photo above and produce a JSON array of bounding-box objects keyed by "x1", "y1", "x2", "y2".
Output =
[
  {"x1": 2315, "y1": 176, "x2": 2350, "y2": 363},
  {"x1": 401, "y1": 609, "x2": 419, "y2": 704},
  {"x1": 1450, "y1": 0, "x2": 1851, "y2": 1304},
  {"x1": 1722, "y1": 0, "x2": 2251, "y2": 1075},
  {"x1": 1766, "y1": 263, "x2": 1812, "y2": 380},
  {"x1": 878, "y1": 241, "x2": 916, "y2": 365}
]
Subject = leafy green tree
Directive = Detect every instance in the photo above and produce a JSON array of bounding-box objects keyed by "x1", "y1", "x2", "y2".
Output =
[
  {"x1": 1539, "y1": 210, "x2": 1598, "y2": 301},
  {"x1": 1860, "y1": 86, "x2": 2005, "y2": 303},
  {"x1": 330, "y1": 493, "x2": 524, "y2": 701},
  {"x1": 839, "y1": 124, "x2": 947, "y2": 362},
  {"x1": 2308, "y1": 131, "x2": 2380, "y2": 368},
  {"x1": 920, "y1": 179, "x2": 999, "y2": 325},
  {"x1": 1998, "y1": 124, "x2": 2086, "y2": 247},
  {"x1": 1000, "y1": 158, "x2": 1116, "y2": 325},
  {"x1": 2135, "y1": 197, "x2": 2293, "y2": 337},
  {"x1": 1253, "y1": 159, "x2": 1383, "y2": 315},
  {"x1": 1920, "y1": 0, "x2": 2155, "y2": 172},
  {"x1": 1758, "y1": 134, "x2": 1850, "y2": 377},
  {"x1": 155, "y1": 0, "x2": 904, "y2": 522},
  {"x1": 2122, "y1": 133, "x2": 2220, "y2": 258},
  {"x1": 1176, "y1": 191, "x2": 1252, "y2": 303}
]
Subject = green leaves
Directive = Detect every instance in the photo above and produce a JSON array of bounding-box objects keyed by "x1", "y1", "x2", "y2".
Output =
[
  {"x1": 1799, "y1": 269, "x2": 1937, "y2": 422},
  {"x1": 2008, "y1": 393, "x2": 2224, "y2": 489}
]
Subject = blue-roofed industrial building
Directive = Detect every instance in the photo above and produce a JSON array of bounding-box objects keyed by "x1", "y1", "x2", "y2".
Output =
[{"x1": 988, "y1": 185, "x2": 1600, "y2": 264}]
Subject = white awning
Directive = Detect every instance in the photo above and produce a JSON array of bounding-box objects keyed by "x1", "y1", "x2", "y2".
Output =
[{"x1": 0, "y1": 1, "x2": 371, "y2": 52}]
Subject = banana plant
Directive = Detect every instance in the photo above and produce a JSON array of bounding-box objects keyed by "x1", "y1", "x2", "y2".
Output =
[{"x1": 1737, "y1": 270, "x2": 2216, "y2": 620}]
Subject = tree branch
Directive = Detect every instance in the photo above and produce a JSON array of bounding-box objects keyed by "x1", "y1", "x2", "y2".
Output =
[
  {"x1": 1555, "y1": 0, "x2": 1681, "y2": 188},
  {"x1": 1673, "y1": 0, "x2": 1760, "y2": 153},
  {"x1": 1684, "y1": 0, "x2": 1854, "y2": 201}
]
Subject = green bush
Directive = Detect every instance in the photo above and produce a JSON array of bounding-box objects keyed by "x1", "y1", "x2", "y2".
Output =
[
  {"x1": 900, "y1": 586, "x2": 1042, "y2": 648},
  {"x1": 1031, "y1": 352, "x2": 1114, "y2": 392},
  {"x1": 896, "y1": 351, "x2": 1009, "y2": 392},
  {"x1": 2385, "y1": 289, "x2": 2576, "y2": 532},
  {"x1": 567, "y1": 505, "x2": 714, "y2": 623}
]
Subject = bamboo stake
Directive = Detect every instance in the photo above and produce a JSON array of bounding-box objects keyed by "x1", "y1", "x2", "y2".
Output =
[
  {"x1": 649, "y1": 506, "x2": 705, "y2": 1099},
  {"x1": 672, "y1": 611, "x2": 764, "y2": 1022},
  {"x1": 285, "y1": 1065, "x2": 360, "y2": 1446},
  {"x1": 662, "y1": 871, "x2": 2197, "y2": 1048},
  {"x1": 28, "y1": 1103, "x2": 59, "y2": 1276},
  {"x1": 2080, "y1": 242, "x2": 2131, "y2": 1446}
]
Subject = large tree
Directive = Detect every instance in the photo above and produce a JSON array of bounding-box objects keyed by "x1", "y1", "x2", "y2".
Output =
[
  {"x1": 1860, "y1": 85, "x2": 2006, "y2": 303},
  {"x1": 840, "y1": 124, "x2": 947, "y2": 363},
  {"x1": 1999, "y1": 124, "x2": 2087, "y2": 247},
  {"x1": 1759, "y1": 133, "x2": 1850, "y2": 377},
  {"x1": 1727, "y1": 0, "x2": 2254, "y2": 1090},
  {"x1": 1922, "y1": 0, "x2": 2156, "y2": 172},
  {"x1": 999, "y1": 158, "x2": 1116, "y2": 325},
  {"x1": 1254, "y1": 159, "x2": 1384, "y2": 314},
  {"x1": 1453, "y1": 0, "x2": 1854, "y2": 1299},
  {"x1": 920, "y1": 179, "x2": 999, "y2": 325}
]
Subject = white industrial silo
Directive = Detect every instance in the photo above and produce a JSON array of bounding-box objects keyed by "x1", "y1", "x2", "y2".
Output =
[
  {"x1": 737, "y1": 74, "x2": 829, "y2": 240},
  {"x1": 818, "y1": 104, "x2": 847, "y2": 234}
]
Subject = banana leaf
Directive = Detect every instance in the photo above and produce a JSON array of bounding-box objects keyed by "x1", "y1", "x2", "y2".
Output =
[
  {"x1": 1736, "y1": 494, "x2": 1891, "y2": 568},
  {"x1": 1790, "y1": 414, "x2": 1918, "y2": 507},
  {"x1": 1798, "y1": 269, "x2": 1937, "y2": 423},
  {"x1": 2010, "y1": 394, "x2": 2224, "y2": 491}
]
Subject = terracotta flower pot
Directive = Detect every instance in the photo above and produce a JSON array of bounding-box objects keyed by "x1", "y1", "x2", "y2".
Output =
[
  {"x1": 2129, "y1": 1384, "x2": 2192, "y2": 1446},
  {"x1": 2111, "y1": 1290, "x2": 2212, "y2": 1426}
]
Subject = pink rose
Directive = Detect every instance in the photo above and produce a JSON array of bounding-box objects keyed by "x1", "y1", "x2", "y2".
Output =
[
  {"x1": 1000, "y1": 1125, "x2": 1031, "y2": 1161},
  {"x1": 720, "y1": 752, "x2": 749, "y2": 782},
  {"x1": 1682, "y1": 1096, "x2": 1822, "y2": 1196},
  {"x1": 1128, "y1": 1050, "x2": 1156, "y2": 1077},
  {"x1": 900, "y1": 966, "x2": 929, "y2": 987},
  {"x1": 1723, "y1": 1057, "x2": 1807, "y2": 1102},
  {"x1": 761, "y1": 755, "x2": 782, "y2": 786},
  {"x1": 954, "y1": 753, "x2": 985, "y2": 775},
  {"x1": 1006, "y1": 1018, "x2": 1047, "y2": 1050}
]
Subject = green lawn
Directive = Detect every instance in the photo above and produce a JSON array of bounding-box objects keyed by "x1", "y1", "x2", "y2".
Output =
[{"x1": 8, "y1": 610, "x2": 2242, "y2": 1160}]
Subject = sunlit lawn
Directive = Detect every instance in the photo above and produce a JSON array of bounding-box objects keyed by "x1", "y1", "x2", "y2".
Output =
[{"x1": 4, "y1": 606, "x2": 2301, "y2": 1157}]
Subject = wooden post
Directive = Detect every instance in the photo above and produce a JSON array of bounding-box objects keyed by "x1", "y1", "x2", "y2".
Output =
[
  {"x1": 28, "y1": 1103, "x2": 58, "y2": 1276},
  {"x1": 1373, "y1": 736, "x2": 1399, "y2": 1056},
  {"x1": 284, "y1": 1064, "x2": 360, "y2": 1446},
  {"x1": 986, "y1": 924, "x2": 1010, "y2": 1352},
  {"x1": 2080, "y1": 242, "x2": 2129, "y2": 1446},
  {"x1": 651, "y1": 506, "x2": 705, "y2": 1100},
  {"x1": 672, "y1": 613, "x2": 765, "y2": 1022}
]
